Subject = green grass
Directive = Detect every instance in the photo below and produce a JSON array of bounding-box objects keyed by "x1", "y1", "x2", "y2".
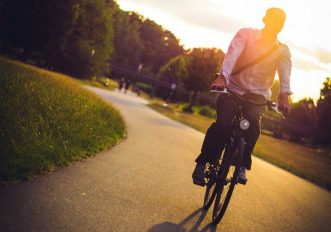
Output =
[
  {"x1": 0, "y1": 57, "x2": 126, "y2": 180},
  {"x1": 149, "y1": 104, "x2": 212, "y2": 133},
  {"x1": 78, "y1": 77, "x2": 118, "y2": 91},
  {"x1": 254, "y1": 135, "x2": 331, "y2": 190},
  {"x1": 148, "y1": 101, "x2": 331, "y2": 190}
]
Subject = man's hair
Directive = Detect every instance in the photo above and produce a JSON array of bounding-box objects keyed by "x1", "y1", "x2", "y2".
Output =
[{"x1": 265, "y1": 7, "x2": 286, "y2": 22}]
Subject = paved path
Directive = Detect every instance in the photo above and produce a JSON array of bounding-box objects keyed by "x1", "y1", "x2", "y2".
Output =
[{"x1": 1, "y1": 87, "x2": 330, "y2": 232}]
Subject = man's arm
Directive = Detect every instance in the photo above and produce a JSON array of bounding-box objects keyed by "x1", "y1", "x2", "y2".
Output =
[
  {"x1": 211, "y1": 28, "x2": 248, "y2": 89},
  {"x1": 277, "y1": 44, "x2": 292, "y2": 114}
]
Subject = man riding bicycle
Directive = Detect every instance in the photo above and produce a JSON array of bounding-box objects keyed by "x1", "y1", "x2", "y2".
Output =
[{"x1": 192, "y1": 7, "x2": 292, "y2": 186}]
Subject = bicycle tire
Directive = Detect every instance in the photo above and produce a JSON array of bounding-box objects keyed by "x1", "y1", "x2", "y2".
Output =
[
  {"x1": 212, "y1": 137, "x2": 245, "y2": 225},
  {"x1": 203, "y1": 162, "x2": 220, "y2": 210},
  {"x1": 203, "y1": 146, "x2": 228, "y2": 209},
  {"x1": 203, "y1": 181, "x2": 217, "y2": 209}
]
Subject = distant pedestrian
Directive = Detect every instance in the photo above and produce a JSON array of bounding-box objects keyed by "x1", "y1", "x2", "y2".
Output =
[
  {"x1": 124, "y1": 79, "x2": 131, "y2": 94},
  {"x1": 137, "y1": 63, "x2": 143, "y2": 73},
  {"x1": 119, "y1": 78, "x2": 125, "y2": 91},
  {"x1": 167, "y1": 82, "x2": 177, "y2": 103},
  {"x1": 134, "y1": 86, "x2": 141, "y2": 96},
  {"x1": 132, "y1": 82, "x2": 141, "y2": 96}
]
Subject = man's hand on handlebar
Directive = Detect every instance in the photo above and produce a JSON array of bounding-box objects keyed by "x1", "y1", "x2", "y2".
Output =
[
  {"x1": 210, "y1": 73, "x2": 227, "y2": 91},
  {"x1": 277, "y1": 92, "x2": 291, "y2": 115}
]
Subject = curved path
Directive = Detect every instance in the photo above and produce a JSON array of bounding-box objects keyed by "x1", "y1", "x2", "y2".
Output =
[{"x1": 1, "y1": 86, "x2": 330, "y2": 232}]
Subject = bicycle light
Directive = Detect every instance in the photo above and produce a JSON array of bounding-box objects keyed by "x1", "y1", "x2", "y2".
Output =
[{"x1": 240, "y1": 119, "x2": 250, "y2": 130}]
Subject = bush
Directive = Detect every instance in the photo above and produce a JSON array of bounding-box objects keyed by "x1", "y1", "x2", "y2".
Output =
[
  {"x1": 196, "y1": 105, "x2": 216, "y2": 118},
  {"x1": 97, "y1": 77, "x2": 118, "y2": 90},
  {"x1": 0, "y1": 57, "x2": 126, "y2": 180},
  {"x1": 175, "y1": 103, "x2": 216, "y2": 117},
  {"x1": 135, "y1": 82, "x2": 153, "y2": 93},
  {"x1": 176, "y1": 102, "x2": 190, "y2": 112}
]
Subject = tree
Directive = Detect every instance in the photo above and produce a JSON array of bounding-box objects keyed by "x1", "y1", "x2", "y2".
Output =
[
  {"x1": 113, "y1": 11, "x2": 143, "y2": 69},
  {"x1": 316, "y1": 77, "x2": 331, "y2": 147},
  {"x1": 285, "y1": 98, "x2": 317, "y2": 142},
  {"x1": 0, "y1": 0, "x2": 116, "y2": 79},
  {"x1": 139, "y1": 19, "x2": 184, "y2": 74},
  {"x1": 182, "y1": 48, "x2": 224, "y2": 111},
  {"x1": 60, "y1": 0, "x2": 115, "y2": 78},
  {"x1": 158, "y1": 55, "x2": 188, "y2": 84},
  {"x1": 0, "y1": 0, "x2": 77, "y2": 63}
]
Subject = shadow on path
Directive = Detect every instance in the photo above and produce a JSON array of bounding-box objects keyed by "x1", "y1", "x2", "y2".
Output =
[{"x1": 147, "y1": 208, "x2": 217, "y2": 232}]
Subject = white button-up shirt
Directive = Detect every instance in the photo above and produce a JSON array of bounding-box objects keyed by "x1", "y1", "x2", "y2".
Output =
[{"x1": 220, "y1": 28, "x2": 292, "y2": 99}]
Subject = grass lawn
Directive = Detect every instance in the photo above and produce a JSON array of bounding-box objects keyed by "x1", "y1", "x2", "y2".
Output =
[
  {"x1": 0, "y1": 57, "x2": 126, "y2": 180},
  {"x1": 148, "y1": 101, "x2": 331, "y2": 190},
  {"x1": 78, "y1": 77, "x2": 118, "y2": 91}
]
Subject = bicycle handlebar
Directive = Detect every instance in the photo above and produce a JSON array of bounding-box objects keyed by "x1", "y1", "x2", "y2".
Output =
[{"x1": 210, "y1": 88, "x2": 285, "y2": 119}]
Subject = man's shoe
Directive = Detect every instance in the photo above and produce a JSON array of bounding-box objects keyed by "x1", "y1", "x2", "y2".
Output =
[
  {"x1": 238, "y1": 167, "x2": 248, "y2": 185},
  {"x1": 192, "y1": 164, "x2": 206, "y2": 187}
]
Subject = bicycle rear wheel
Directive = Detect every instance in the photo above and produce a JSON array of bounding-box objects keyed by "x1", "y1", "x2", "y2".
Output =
[{"x1": 212, "y1": 137, "x2": 245, "y2": 225}]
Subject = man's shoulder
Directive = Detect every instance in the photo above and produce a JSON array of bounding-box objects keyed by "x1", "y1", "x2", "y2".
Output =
[
  {"x1": 237, "y1": 27, "x2": 256, "y2": 34},
  {"x1": 236, "y1": 28, "x2": 260, "y2": 39}
]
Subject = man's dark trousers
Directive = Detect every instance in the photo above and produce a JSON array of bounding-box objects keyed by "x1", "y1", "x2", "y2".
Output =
[{"x1": 195, "y1": 93, "x2": 265, "y2": 170}]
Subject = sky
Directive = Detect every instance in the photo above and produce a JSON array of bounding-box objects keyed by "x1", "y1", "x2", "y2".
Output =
[{"x1": 116, "y1": 0, "x2": 331, "y2": 102}]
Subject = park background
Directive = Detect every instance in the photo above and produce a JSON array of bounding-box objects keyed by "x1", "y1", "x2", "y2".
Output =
[{"x1": 0, "y1": 0, "x2": 330, "y2": 190}]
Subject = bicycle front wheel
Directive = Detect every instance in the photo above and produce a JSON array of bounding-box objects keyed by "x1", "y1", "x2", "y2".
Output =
[
  {"x1": 203, "y1": 165, "x2": 218, "y2": 209},
  {"x1": 203, "y1": 149, "x2": 227, "y2": 210},
  {"x1": 212, "y1": 137, "x2": 245, "y2": 225},
  {"x1": 203, "y1": 182, "x2": 217, "y2": 209}
]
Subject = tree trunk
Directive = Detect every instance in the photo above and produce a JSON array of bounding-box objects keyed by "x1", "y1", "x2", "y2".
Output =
[{"x1": 186, "y1": 90, "x2": 198, "y2": 112}]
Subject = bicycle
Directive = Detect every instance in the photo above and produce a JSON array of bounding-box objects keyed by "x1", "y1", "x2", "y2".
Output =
[{"x1": 202, "y1": 88, "x2": 285, "y2": 225}]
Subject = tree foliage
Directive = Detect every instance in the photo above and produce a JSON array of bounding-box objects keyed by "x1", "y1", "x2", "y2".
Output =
[
  {"x1": 139, "y1": 19, "x2": 184, "y2": 74},
  {"x1": 183, "y1": 48, "x2": 225, "y2": 110},
  {"x1": 285, "y1": 98, "x2": 317, "y2": 142},
  {"x1": 158, "y1": 55, "x2": 188, "y2": 84},
  {"x1": 316, "y1": 77, "x2": 331, "y2": 146},
  {"x1": 59, "y1": 0, "x2": 115, "y2": 78},
  {"x1": 0, "y1": 1, "x2": 184, "y2": 79},
  {"x1": 290, "y1": 98, "x2": 317, "y2": 126},
  {"x1": 113, "y1": 11, "x2": 144, "y2": 69},
  {"x1": 0, "y1": 0, "x2": 115, "y2": 78},
  {"x1": 0, "y1": 0, "x2": 76, "y2": 62}
]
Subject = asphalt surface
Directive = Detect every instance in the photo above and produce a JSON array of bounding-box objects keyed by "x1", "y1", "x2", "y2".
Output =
[{"x1": 1, "y1": 86, "x2": 331, "y2": 232}]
